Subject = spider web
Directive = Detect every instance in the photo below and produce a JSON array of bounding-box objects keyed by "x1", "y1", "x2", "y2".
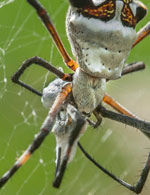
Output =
[{"x1": 0, "y1": 0, "x2": 150, "y2": 195}]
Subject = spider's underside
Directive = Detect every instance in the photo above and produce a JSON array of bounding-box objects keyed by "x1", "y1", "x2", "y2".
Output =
[{"x1": 0, "y1": 0, "x2": 150, "y2": 194}]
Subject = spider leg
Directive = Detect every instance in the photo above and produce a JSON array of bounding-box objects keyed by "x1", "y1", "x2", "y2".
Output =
[
  {"x1": 121, "y1": 61, "x2": 145, "y2": 76},
  {"x1": 87, "y1": 111, "x2": 102, "y2": 128},
  {"x1": 78, "y1": 142, "x2": 150, "y2": 194},
  {"x1": 97, "y1": 105, "x2": 150, "y2": 138},
  {"x1": 102, "y1": 94, "x2": 150, "y2": 137},
  {"x1": 53, "y1": 105, "x2": 86, "y2": 188},
  {"x1": 11, "y1": 56, "x2": 72, "y2": 96},
  {"x1": 132, "y1": 22, "x2": 150, "y2": 48},
  {"x1": 27, "y1": 0, "x2": 78, "y2": 71},
  {"x1": 103, "y1": 94, "x2": 136, "y2": 118},
  {"x1": 0, "y1": 83, "x2": 72, "y2": 188}
]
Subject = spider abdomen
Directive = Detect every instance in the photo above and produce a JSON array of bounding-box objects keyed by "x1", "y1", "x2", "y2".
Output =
[
  {"x1": 75, "y1": 40, "x2": 129, "y2": 79},
  {"x1": 66, "y1": 3, "x2": 137, "y2": 79}
]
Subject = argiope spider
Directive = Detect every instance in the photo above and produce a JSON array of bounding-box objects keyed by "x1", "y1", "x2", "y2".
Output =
[{"x1": 0, "y1": 0, "x2": 150, "y2": 193}]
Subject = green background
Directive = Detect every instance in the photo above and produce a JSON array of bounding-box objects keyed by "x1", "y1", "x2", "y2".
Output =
[{"x1": 0, "y1": 0, "x2": 150, "y2": 194}]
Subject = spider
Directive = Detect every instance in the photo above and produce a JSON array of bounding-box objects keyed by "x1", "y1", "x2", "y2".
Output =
[{"x1": 0, "y1": 0, "x2": 150, "y2": 193}]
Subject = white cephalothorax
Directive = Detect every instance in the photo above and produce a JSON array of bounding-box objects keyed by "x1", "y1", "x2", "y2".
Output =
[{"x1": 72, "y1": 67, "x2": 106, "y2": 113}]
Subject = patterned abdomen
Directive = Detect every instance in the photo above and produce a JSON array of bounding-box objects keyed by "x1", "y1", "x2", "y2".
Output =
[{"x1": 66, "y1": 1, "x2": 137, "y2": 79}]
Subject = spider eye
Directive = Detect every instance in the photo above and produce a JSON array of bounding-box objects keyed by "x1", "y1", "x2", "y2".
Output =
[
  {"x1": 68, "y1": 0, "x2": 93, "y2": 8},
  {"x1": 135, "y1": 2, "x2": 147, "y2": 24}
]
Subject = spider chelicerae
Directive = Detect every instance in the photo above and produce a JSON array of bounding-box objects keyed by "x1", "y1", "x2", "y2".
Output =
[{"x1": 0, "y1": 0, "x2": 150, "y2": 193}]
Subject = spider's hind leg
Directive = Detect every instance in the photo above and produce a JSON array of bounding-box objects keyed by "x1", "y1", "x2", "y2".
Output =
[
  {"x1": 27, "y1": 0, "x2": 78, "y2": 71},
  {"x1": 78, "y1": 142, "x2": 150, "y2": 194}
]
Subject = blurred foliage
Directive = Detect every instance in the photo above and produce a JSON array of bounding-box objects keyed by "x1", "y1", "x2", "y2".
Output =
[{"x1": 0, "y1": 0, "x2": 150, "y2": 195}]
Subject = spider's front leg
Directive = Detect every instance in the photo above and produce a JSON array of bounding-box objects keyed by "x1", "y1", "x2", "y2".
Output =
[
  {"x1": 0, "y1": 83, "x2": 72, "y2": 188},
  {"x1": 27, "y1": 0, "x2": 78, "y2": 71}
]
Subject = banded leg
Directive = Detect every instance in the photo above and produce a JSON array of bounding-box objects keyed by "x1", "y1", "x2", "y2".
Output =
[
  {"x1": 78, "y1": 142, "x2": 150, "y2": 194},
  {"x1": 11, "y1": 56, "x2": 72, "y2": 96},
  {"x1": 103, "y1": 94, "x2": 136, "y2": 118},
  {"x1": 132, "y1": 22, "x2": 150, "y2": 48},
  {"x1": 97, "y1": 105, "x2": 150, "y2": 138},
  {"x1": 102, "y1": 94, "x2": 150, "y2": 138},
  {"x1": 27, "y1": 0, "x2": 78, "y2": 71},
  {"x1": 53, "y1": 105, "x2": 86, "y2": 188},
  {"x1": 0, "y1": 83, "x2": 72, "y2": 188}
]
